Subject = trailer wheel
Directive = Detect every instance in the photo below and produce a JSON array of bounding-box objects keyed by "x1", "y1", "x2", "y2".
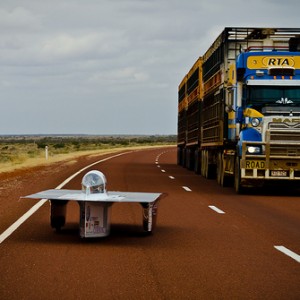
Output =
[
  {"x1": 177, "y1": 147, "x2": 182, "y2": 165},
  {"x1": 201, "y1": 150, "x2": 206, "y2": 177},
  {"x1": 202, "y1": 150, "x2": 209, "y2": 178},
  {"x1": 234, "y1": 156, "x2": 244, "y2": 193},
  {"x1": 206, "y1": 150, "x2": 216, "y2": 179},
  {"x1": 201, "y1": 150, "x2": 215, "y2": 179},
  {"x1": 186, "y1": 148, "x2": 194, "y2": 170},
  {"x1": 194, "y1": 149, "x2": 201, "y2": 174},
  {"x1": 216, "y1": 152, "x2": 223, "y2": 185},
  {"x1": 182, "y1": 148, "x2": 186, "y2": 168},
  {"x1": 205, "y1": 150, "x2": 210, "y2": 178}
]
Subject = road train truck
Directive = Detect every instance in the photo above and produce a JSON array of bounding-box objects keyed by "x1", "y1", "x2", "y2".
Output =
[{"x1": 177, "y1": 28, "x2": 300, "y2": 192}]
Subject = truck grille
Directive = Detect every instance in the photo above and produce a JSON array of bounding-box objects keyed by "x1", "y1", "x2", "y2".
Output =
[
  {"x1": 268, "y1": 123, "x2": 300, "y2": 142},
  {"x1": 269, "y1": 131, "x2": 300, "y2": 141},
  {"x1": 269, "y1": 144, "x2": 300, "y2": 156}
]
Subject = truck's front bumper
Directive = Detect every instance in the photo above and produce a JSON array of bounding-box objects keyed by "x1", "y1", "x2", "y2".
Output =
[{"x1": 241, "y1": 141, "x2": 300, "y2": 180}]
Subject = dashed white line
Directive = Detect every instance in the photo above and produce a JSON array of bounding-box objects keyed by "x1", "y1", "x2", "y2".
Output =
[
  {"x1": 182, "y1": 186, "x2": 192, "y2": 192},
  {"x1": 158, "y1": 152, "x2": 300, "y2": 265},
  {"x1": 209, "y1": 205, "x2": 225, "y2": 214},
  {"x1": 274, "y1": 246, "x2": 300, "y2": 263}
]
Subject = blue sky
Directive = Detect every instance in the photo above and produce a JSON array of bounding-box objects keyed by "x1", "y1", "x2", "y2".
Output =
[{"x1": 0, "y1": 0, "x2": 299, "y2": 134}]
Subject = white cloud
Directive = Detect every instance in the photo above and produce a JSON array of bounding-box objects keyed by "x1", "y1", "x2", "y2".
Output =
[
  {"x1": 0, "y1": 0, "x2": 299, "y2": 134},
  {"x1": 40, "y1": 31, "x2": 128, "y2": 61},
  {"x1": 0, "y1": 6, "x2": 41, "y2": 30},
  {"x1": 88, "y1": 67, "x2": 149, "y2": 87}
]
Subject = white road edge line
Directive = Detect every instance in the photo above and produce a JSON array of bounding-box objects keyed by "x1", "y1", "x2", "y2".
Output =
[
  {"x1": 0, "y1": 151, "x2": 132, "y2": 245},
  {"x1": 182, "y1": 186, "x2": 192, "y2": 192},
  {"x1": 0, "y1": 199, "x2": 48, "y2": 244},
  {"x1": 274, "y1": 246, "x2": 300, "y2": 263},
  {"x1": 209, "y1": 205, "x2": 225, "y2": 214}
]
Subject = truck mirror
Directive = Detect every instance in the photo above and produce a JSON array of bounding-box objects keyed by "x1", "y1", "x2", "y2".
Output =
[{"x1": 225, "y1": 105, "x2": 234, "y2": 113}]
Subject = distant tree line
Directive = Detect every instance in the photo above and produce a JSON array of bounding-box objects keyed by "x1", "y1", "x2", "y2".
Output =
[
  {"x1": 0, "y1": 135, "x2": 176, "y2": 148},
  {"x1": 0, "y1": 135, "x2": 176, "y2": 164}
]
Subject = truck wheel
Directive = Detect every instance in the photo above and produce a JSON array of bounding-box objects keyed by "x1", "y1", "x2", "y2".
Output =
[
  {"x1": 234, "y1": 156, "x2": 244, "y2": 193},
  {"x1": 182, "y1": 148, "x2": 186, "y2": 168},
  {"x1": 204, "y1": 150, "x2": 208, "y2": 178},
  {"x1": 177, "y1": 147, "x2": 182, "y2": 165},
  {"x1": 194, "y1": 150, "x2": 201, "y2": 174},
  {"x1": 206, "y1": 151, "x2": 216, "y2": 179},
  {"x1": 217, "y1": 152, "x2": 223, "y2": 185},
  {"x1": 202, "y1": 150, "x2": 209, "y2": 178},
  {"x1": 186, "y1": 149, "x2": 194, "y2": 170},
  {"x1": 218, "y1": 153, "x2": 232, "y2": 187},
  {"x1": 201, "y1": 150, "x2": 215, "y2": 179},
  {"x1": 201, "y1": 150, "x2": 206, "y2": 177}
]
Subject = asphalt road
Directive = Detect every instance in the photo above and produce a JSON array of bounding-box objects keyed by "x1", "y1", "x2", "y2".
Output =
[{"x1": 1, "y1": 147, "x2": 300, "y2": 299}]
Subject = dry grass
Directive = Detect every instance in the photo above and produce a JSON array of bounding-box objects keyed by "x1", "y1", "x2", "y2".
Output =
[
  {"x1": 0, "y1": 135, "x2": 176, "y2": 174},
  {"x1": 0, "y1": 144, "x2": 170, "y2": 174}
]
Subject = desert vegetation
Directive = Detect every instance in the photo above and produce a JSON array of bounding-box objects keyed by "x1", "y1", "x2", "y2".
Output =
[{"x1": 0, "y1": 135, "x2": 176, "y2": 168}]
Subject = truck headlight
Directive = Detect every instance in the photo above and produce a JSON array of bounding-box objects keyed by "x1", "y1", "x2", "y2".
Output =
[
  {"x1": 251, "y1": 118, "x2": 260, "y2": 127},
  {"x1": 247, "y1": 146, "x2": 261, "y2": 154}
]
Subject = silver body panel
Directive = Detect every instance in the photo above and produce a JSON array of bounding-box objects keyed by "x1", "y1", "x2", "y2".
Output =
[{"x1": 22, "y1": 189, "x2": 162, "y2": 203}]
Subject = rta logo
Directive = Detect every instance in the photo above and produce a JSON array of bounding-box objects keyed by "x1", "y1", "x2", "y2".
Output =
[{"x1": 263, "y1": 57, "x2": 295, "y2": 67}]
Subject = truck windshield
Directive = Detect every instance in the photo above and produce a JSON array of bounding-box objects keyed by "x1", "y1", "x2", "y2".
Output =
[{"x1": 247, "y1": 86, "x2": 300, "y2": 109}]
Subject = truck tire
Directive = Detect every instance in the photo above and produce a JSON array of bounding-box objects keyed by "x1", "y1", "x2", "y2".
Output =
[
  {"x1": 217, "y1": 152, "x2": 223, "y2": 185},
  {"x1": 205, "y1": 151, "x2": 209, "y2": 178},
  {"x1": 201, "y1": 150, "x2": 206, "y2": 177},
  {"x1": 202, "y1": 150, "x2": 209, "y2": 178},
  {"x1": 201, "y1": 150, "x2": 215, "y2": 179},
  {"x1": 194, "y1": 149, "x2": 201, "y2": 174},
  {"x1": 182, "y1": 148, "x2": 186, "y2": 168},
  {"x1": 185, "y1": 149, "x2": 190, "y2": 169},
  {"x1": 217, "y1": 152, "x2": 232, "y2": 187},
  {"x1": 186, "y1": 149, "x2": 194, "y2": 170},
  {"x1": 206, "y1": 151, "x2": 216, "y2": 179},
  {"x1": 234, "y1": 156, "x2": 244, "y2": 193},
  {"x1": 177, "y1": 147, "x2": 182, "y2": 165}
]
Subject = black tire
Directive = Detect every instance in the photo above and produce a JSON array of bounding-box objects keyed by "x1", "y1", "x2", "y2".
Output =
[
  {"x1": 206, "y1": 150, "x2": 216, "y2": 179},
  {"x1": 204, "y1": 150, "x2": 208, "y2": 178},
  {"x1": 201, "y1": 150, "x2": 206, "y2": 177},
  {"x1": 201, "y1": 150, "x2": 215, "y2": 179},
  {"x1": 177, "y1": 147, "x2": 182, "y2": 165},
  {"x1": 218, "y1": 153, "x2": 232, "y2": 187},
  {"x1": 217, "y1": 152, "x2": 223, "y2": 185},
  {"x1": 234, "y1": 156, "x2": 244, "y2": 193},
  {"x1": 182, "y1": 148, "x2": 186, "y2": 168},
  {"x1": 186, "y1": 149, "x2": 194, "y2": 170},
  {"x1": 194, "y1": 149, "x2": 201, "y2": 174}
]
